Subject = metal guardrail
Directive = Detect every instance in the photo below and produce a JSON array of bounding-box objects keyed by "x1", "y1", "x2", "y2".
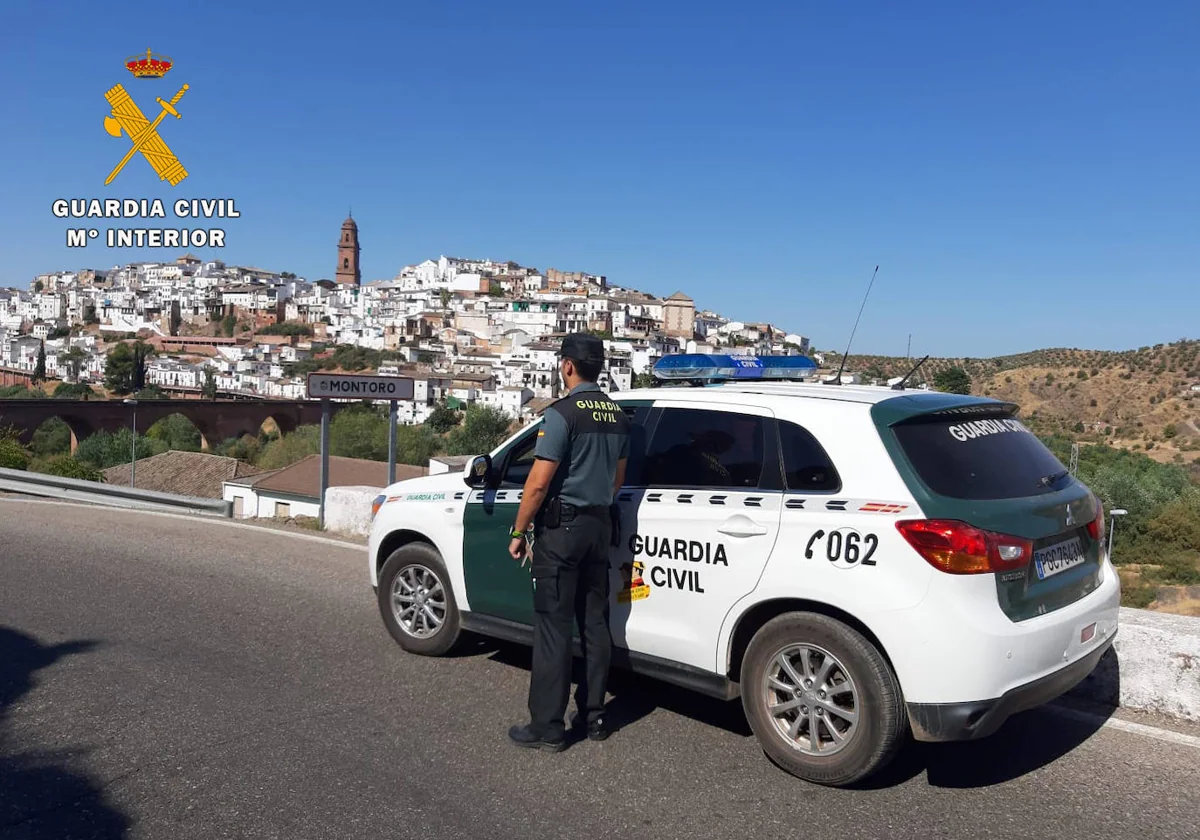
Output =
[{"x1": 0, "y1": 467, "x2": 232, "y2": 518}]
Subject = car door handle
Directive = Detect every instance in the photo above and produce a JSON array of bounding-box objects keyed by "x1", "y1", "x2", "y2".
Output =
[{"x1": 717, "y1": 515, "x2": 768, "y2": 538}]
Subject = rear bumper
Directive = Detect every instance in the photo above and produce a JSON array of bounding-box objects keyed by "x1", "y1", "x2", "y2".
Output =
[{"x1": 907, "y1": 632, "x2": 1114, "y2": 742}]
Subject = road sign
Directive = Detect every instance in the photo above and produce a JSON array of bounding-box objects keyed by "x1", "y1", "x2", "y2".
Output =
[
  {"x1": 306, "y1": 373, "x2": 415, "y2": 401},
  {"x1": 309, "y1": 373, "x2": 417, "y2": 528}
]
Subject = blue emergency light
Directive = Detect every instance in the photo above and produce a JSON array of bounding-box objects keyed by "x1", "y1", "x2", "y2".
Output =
[{"x1": 652, "y1": 353, "x2": 817, "y2": 382}]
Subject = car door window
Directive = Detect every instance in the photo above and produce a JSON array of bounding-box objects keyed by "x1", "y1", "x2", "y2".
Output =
[
  {"x1": 500, "y1": 426, "x2": 539, "y2": 486},
  {"x1": 778, "y1": 420, "x2": 841, "y2": 492},
  {"x1": 621, "y1": 403, "x2": 652, "y2": 487},
  {"x1": 644, "y1": 408, "x2": 765, "y2": 488}
]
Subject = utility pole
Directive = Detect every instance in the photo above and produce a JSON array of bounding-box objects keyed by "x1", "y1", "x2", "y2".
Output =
[
  {"x1": 906, "y1": 334, "x2": 912, "y2": 360},
  {"x1": 123, "y1": 398, "x2": 138, "y2": 487}
]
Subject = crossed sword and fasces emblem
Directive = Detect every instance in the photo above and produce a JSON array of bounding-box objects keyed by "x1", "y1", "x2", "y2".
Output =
[{"x1": 103, "y1": 83, "x2": 189, "y2": 186}]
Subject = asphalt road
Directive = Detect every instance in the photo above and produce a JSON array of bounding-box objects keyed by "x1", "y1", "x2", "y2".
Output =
[{"x1": 1, "y1": 499, "x2": 1197, "y2": 840}]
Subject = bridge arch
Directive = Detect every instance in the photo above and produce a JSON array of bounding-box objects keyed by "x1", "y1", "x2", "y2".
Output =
[{"x1": 0, "y1": 399, "x2": 340, "y2": 457}]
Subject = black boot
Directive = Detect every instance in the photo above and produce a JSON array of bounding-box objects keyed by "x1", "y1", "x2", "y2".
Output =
[
  {"x1": 508, "y1": 724, "x2": 566, "y2": 752},
  {"x1": 570, "y1": 712, "x2": 610, "y2": 742}
]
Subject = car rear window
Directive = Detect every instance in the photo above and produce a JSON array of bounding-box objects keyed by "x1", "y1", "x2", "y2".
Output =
[{"x1": 892, "y1": 412, "x2": 1068, "y2": 500}]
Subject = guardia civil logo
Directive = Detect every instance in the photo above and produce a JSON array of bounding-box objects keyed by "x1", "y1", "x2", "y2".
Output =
[{"x1": 103, "y1": 48, "x2": 190, "y2": 186}]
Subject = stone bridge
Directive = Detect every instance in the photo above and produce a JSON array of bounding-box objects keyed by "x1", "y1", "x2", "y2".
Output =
[{"x1": 0, "y1": 399, "x2": 342, "y2": 451}]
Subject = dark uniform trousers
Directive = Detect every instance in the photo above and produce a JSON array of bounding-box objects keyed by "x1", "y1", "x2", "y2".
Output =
[{"x1": 528, "y1": 505, "x2": 612, "y2": 740}]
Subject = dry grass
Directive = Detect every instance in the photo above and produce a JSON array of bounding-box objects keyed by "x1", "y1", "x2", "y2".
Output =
[{"x1": 835, "y1": 340, "x2": 1200, "y2": 464}]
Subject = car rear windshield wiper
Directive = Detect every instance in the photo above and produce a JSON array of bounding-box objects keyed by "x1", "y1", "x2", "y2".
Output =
[{"x1": 1038, "y1": 470, "x2": 1070, "y2": 487}]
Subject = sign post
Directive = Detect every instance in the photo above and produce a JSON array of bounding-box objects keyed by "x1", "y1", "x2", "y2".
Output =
[
  {"x1": 319, "y1": 399, "x2": 330, "y2": 529},
  {"x1": 306, "y1": 373, "x2": 417, "y2": 529},
  {"x1": 387, "y1": 402, "x2": 398, "y2": 486}
]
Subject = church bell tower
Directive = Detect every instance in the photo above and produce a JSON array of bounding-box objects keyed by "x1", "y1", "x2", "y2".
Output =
[{"x1": 335, "y1": 214, "x2": 361, "y2": 286}]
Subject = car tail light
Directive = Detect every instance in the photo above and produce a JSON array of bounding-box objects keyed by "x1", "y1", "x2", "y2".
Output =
[
  {"x1": 895, "y1": 519, "x2": 1033, "y2": 575},
  {"x1": 1085, "y1": 495, "x2": 1106, "y2": 546}
]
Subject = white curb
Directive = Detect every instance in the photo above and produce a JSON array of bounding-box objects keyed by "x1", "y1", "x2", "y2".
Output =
[{"x1": 1070, "y1": 607, "x2": 1200, "y2": 722}]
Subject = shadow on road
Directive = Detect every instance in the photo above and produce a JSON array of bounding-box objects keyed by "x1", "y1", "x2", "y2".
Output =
[
  {"x1": 479, "y1": 636, "x2": 1109, "y2": 785},
  {"x1": 0, "y1": 626, "x2": 130, "y2": 839},
  {"x1": 851, "y1": 702, "x2": 1111, "y2": 789},
  {"x1": 486, "y1": 639, "x2": 752, "y2": 739}
]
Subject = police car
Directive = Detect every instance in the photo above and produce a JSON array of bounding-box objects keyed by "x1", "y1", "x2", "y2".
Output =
[{"x1": 368, "y1": 354, "x2": 1120, "y2": 786}]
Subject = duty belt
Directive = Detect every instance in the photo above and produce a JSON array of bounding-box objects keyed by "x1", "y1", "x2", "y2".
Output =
[{"x1": 559, "y1": 502, "x2": 609, "y2": 520}]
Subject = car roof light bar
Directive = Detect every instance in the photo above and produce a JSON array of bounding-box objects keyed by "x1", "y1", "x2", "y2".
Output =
[{"x1": 652, "y1": 353, "x2": 818, "y2": 383}]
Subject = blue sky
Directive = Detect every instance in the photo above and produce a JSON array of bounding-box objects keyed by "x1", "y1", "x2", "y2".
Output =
[{"x1": 1, "y1": 0, "x2": 1196, "y2": 357}]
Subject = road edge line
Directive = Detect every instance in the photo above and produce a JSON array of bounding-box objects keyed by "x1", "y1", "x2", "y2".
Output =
[{"x1": 1048, "y1": 703, "x2": 1200, "y2": 750}]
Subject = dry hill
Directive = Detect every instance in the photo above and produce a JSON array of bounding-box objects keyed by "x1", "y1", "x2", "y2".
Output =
[{"x1": 828, "y1": 339, "x2": 1200, "y2": 465}]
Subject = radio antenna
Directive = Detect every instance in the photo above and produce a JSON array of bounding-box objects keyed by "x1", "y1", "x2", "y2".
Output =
[
  {"x1": 829, "y1": 265, "x2": 879, "y2": 385},
  {"x1": 892, "y1": 354, "x2": 929, "y2": 390}
]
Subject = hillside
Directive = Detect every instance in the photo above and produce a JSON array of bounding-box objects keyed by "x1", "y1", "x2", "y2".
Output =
[{"x1": 828, "y1": 339, "x2": 1200, "y2": 465}]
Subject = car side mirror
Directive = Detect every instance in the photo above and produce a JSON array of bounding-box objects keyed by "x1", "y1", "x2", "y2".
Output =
[{"x1": 463, "y1": 454, "x2": 493, "y2": 488}]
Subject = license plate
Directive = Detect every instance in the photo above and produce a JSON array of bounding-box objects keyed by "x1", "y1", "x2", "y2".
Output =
[{"x1": 1034, "y1": 537, "x2": 1085, "y2": 580}]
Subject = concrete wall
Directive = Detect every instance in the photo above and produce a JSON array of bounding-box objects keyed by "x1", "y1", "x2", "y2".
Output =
[
  {"x1": 324, "y1": 485, "x2": 382, "y2": 538},
  {"x1": 1070, "y1": 607, "x2": 1200, "y2": 721}
]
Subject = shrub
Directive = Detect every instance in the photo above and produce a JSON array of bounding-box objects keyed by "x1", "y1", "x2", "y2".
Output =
[
  {"x1": 1145, "y1": 553, "x2": 1200, "y2": 586},
  {"x1": 0, "y1": 437, "x2": 29, "y2": 470},
  {"x1": 38, "y1": 456, "x2": 102, "y2": 482},
  {"x1": 1122, "y1": 580, "x2": 1158, "y2": 609},
  {"x1": 75, "y1": 428, "x2": 166, "y2": 470}
]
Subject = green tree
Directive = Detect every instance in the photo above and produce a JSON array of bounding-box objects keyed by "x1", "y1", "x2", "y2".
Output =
[
  {"x1": 426, "y1": 401, "x2": 462, "y2": 433},
  {"x1": 0, "y1": 385, "x2": 46, "y2": 399},
  {"x1": 933, "y1": 366, "x2": 971, "y2": 394},
  {"x1": 75, "y1": 428, "x2": 165, "y2": 470},
  {"x1": 104, "y1": 342, "x2": 152, "y2": 395},
  {"x1": 633, "y1": 372, "x2": 655, "y2": 389},
  {"x1": 260, "y1": 321, "x2": 313, "y2": 337},
  {"x1": 222, "y1": 312, "x2": 237, "y2": 337},
  {"x1": 256, "y1": 425, "x2": 322, "y2": 470},
  {"x1": 61, "y1": 346, "x2": 87, "y2": 382},
  {"x1": 445, "y1": 405, "x2": 514, "y2": 456},
  {"x1": 32, "y1": 342, "x2": 46, "y2": 383},
  {"x1": 329, "y1": 407, "x2": 390, "y2": 460},
  {"x1": 394, "y1": 424, "x2": 443, "y2": 466},
  {"x1": 146, "y1": 414, "x2": 202, "y2": 452},
  {"x1": 30, "y1": 418, "x2": 72, "y2": 458},
  {"x1": 53, "y1": 382, "x2": 97, "y2": 400},
  {"x1": 201, "y1": 367, "x2": 218, "y2": 400},
  {"x1": 212, "y1": 433, "x2": 264, "y2": 464}
]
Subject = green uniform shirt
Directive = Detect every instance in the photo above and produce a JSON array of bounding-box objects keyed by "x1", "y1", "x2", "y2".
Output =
[{"x1": 534, "y1": 382, "x2": 630, "y2": 507}]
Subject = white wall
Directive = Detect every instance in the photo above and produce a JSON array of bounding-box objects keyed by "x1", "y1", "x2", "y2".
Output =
[{"x1": 223, "y1": 485, "x2": 319, "y2": 520}]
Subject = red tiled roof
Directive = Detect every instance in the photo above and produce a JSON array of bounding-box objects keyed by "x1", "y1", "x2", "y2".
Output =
[
  {"x1": 102, "y1": 450, "x2": 261, "y2": 499},
  {"x1": 233, "y1": 455, "x2": 428, "y2": 500}
]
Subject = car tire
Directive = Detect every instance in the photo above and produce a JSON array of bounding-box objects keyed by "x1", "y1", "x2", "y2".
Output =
[
  {"x1": 377, "y1": 543, "x2": 461, "y2": 657},
  {"x1": 741, "y1": 611, "x2": 906, "y2": 787}
]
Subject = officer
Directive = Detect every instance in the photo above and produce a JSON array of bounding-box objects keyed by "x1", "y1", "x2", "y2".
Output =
[{"x1": 506, "y1": 333, "x2": 630, "y2": 752}]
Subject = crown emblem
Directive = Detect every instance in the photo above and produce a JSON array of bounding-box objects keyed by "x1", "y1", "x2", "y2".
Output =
[{"x1": 125, "y1": 48, "x2": 173, "y2": 79}]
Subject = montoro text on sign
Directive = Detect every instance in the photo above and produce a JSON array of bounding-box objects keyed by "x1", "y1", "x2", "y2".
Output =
[{"x1": 322, "y1": 380, "x2": 403, "y2": 395}]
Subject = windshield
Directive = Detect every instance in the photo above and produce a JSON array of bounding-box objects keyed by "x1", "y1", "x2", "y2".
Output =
[{"x1": 892, "y1": 412, "x2": 1069, "y2": 500}]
